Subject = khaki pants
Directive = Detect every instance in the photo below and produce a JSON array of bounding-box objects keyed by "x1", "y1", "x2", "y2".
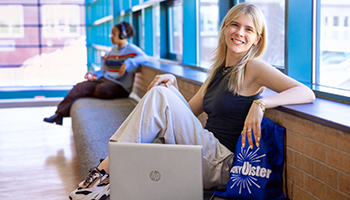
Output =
[{"x1": 110, "y1": 85, "x2": 233, "y2": 189}]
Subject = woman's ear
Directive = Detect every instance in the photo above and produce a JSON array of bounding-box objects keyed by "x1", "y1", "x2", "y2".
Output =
[{"x1": 254, "y1": 36, "x2": 261, "y2": 46}]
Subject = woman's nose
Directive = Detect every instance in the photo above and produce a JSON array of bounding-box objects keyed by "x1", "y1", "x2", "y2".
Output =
[{"x1": 235, "y1": 28, "x2": 244, "y2": 37}]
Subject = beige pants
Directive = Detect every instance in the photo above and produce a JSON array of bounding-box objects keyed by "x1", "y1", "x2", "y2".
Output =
[{"x1": 110, "y1": 86, "x2": 234, "y2": 189}]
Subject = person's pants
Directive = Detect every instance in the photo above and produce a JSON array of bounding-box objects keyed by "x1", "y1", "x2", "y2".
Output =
[
  {"x1": 56, "y1": 77, "x2": 129, "y2": 117},
  {"x1": 109, "y1": 85, "x2": 234, "y2": 189}
]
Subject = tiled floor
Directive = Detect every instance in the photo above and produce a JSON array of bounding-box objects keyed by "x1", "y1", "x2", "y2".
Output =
[{"x1": 0, "y1": 106, "x2": 81, "y2": 199}]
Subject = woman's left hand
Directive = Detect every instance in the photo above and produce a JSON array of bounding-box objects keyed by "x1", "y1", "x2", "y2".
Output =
[
  {"x1": 118, "y1": 63, "x2": 126, "y2": 76},
  {"x1": 241, "y1": 101, "x2": 264, "y2": 149}
]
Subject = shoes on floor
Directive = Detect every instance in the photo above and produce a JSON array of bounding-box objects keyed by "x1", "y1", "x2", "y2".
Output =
[
  {"x1": 69, "y1": 167, "x2": 110, "y2": 200},
  {"x1": 43, "y1": 113, "x2": 63, "y2": 125}
]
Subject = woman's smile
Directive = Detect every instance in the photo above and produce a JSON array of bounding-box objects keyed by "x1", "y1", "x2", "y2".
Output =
[{"x1": 231, "y1": 38, "x2": 245, "y2": 45}]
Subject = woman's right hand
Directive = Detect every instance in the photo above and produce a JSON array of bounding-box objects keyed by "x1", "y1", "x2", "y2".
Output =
[
  {"x1": 147, "y1": 74, "x2": 178, "y2": 91},
  {"x1": 84, "y1": 72, "x2": 95, "y2": 81}
]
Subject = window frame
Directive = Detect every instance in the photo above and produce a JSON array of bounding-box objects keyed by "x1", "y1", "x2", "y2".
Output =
[
  {"x1": 166, "y1": 0, "x2": 183, "y2": 61},
  {"x1": 0, "y1": 1, "x2": 86, "y2": 99},
  {"x1": 4, "y1": 0, "x2": 350, "y2": 103},
  {"x1": 0, "y1": 5, "x2": 25, "y2": 38},
  {"x1": 312, "y1": 0, "x2": 350, "y2": 102},
  {"x1": 118, "y1": 0, "x2": 350, "y2": 103}
]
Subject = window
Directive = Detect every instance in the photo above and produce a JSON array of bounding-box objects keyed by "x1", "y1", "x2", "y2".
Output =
[
  {"x1": 132, "y1": 11, "x2": 143, "y2": 49},
  {"x1": 168, "y1": 0, "x2": 183, "y2": 58},
  {"x1": 0, "y1": 1, "x2": 86, "y2": 89},
  {"x1": 333, "y1": 16, "x2": 339, "y2": 26},
  {"x1": 239, "y1": 0, "x2": 285, "y2": 68},
  {"x1": 199, "y1": 0, "x2": 219, "y2": 68},
  {"x1": 153, "y1": 4, "x2": 161, "y2": 58},
  {"x1": 316, "y1": 0, "x2": 350, "y2": 94},
  {"x1": 0, "y1": 5, "x2": 24, "y2": 38},
  {"x1": 42, "y1": 5, "x2": 81, "y2": 38}
]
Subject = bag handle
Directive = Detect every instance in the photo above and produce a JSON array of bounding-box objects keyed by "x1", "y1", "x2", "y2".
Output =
[{"x1": 284, "y1": 129, "x2": 291, "y2": 200}]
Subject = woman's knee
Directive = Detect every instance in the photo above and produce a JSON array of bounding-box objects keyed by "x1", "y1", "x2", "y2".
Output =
[
  {"x1": 94, "y1": 83, "x2": 116, "y2": 99},
  {"x1": 148, "y1": 85, "x2": 173, "y2": 97},
  {"x1": 72, "y1": 81, "x2": 96, "y2": 94}
]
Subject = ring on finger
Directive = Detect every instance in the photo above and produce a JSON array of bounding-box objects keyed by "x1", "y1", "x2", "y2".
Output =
[{"x1": 246, "y1": 130, "x2": 252, "y2": 133}]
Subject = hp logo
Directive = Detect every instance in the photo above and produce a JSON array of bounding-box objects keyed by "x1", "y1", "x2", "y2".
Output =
[{"x1": 149, "y1": 170, "x2": 161, "y2": 182}]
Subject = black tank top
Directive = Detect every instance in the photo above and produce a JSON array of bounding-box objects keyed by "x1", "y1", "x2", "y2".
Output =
[{"x1": 203, "y1": 67, "x2": 260, "y2": 152}]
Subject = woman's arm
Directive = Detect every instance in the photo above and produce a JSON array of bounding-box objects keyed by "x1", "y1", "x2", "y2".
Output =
[
  {"x1": 241, "y1": 59, "x2": 315, "y2": 149},
  {"x1": 252, "y1": 59, "x2": 315, "y2": 107},
  {"x1": 188, "y1": 84, "x2": 205, "y2": 117},
  {"x1": 123, "y1": 45, "x2": 149, "y2": 74}
]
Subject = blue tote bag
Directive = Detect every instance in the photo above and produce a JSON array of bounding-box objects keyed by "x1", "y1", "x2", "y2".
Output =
[{"x1": 213, "y1": 118, "x2": 286, "y2": 200}]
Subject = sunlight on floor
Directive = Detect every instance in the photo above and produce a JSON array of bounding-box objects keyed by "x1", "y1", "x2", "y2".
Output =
[{"x1": 0, "y1": 106, "x2": 81, "y2": 200}]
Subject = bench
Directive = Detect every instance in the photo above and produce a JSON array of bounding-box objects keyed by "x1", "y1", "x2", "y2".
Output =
[{"x1": 70, "y1": 97, "x2": 138, "y2": 179}]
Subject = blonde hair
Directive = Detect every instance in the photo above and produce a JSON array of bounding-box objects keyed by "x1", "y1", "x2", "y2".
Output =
[{"x1": 203, "y1": 3, "x2": 267, "y2": 94}]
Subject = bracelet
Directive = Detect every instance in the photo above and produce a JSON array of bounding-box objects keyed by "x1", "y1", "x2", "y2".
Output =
[{"x1": 253, "y1": 99, "x2": 265, "y2": 113}]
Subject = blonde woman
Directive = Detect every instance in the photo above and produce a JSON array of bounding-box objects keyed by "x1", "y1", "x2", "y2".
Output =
[{"x1": 69, "y1": 3, "x2": 315, "y2": 200}]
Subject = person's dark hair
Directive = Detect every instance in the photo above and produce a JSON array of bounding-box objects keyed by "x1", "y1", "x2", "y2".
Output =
[{"x1": 115, "y1": 21, "x2": 135, "y2": 39}]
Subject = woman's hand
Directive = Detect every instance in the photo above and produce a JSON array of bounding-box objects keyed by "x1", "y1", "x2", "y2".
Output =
[
  {"x1": 147, "y1": 74, "x2": 178, "y2": 91},
  {"x1": 241, "y1": 101, "x2": 264, "y2": 149},
  {"x1": 118, "y1": 63, "x2": 126, "y2": 77},
  {"x1": 84, "y1": 72, "x2": 96, "y2": 81}
]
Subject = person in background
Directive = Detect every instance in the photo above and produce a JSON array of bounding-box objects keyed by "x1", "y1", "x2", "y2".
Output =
[
  {"x1": 69, "y1": 3, "x2": 315, "y2": 200},
  {"x1": 43, "y1": 21, "x2": 148, "y2": 125}
]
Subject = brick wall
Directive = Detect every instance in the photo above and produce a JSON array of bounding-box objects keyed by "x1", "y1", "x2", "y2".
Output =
[
  {"x1": 133, "y1": 66, "x2": 350, "y2": 200},
  {"x1": 265, "y1": 109, "x2": 350, "y2": 200}
]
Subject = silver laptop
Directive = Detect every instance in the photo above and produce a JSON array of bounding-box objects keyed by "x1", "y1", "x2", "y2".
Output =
[{"x1": 108, "y1": 142, "x2": 203, "y2": 200}]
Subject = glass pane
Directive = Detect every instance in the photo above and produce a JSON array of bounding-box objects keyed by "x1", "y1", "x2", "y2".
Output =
[
  {"x1": 240, "y1": 0, "x2": 285, "y2": 67},
  {"x1": 169, "y1": 1, "x2": 183, "y2": 54},
  {"x1": 0, "y1": 5, "x2": 25, "y2": 38},
  {"x1": 0, "y1": 0, "x2": 37, "y2": 3},
  {"x1": 4, "y1": 27, "x2": 39, "y2": 45},
  {"x1": 40, "y1": 5, "x2": 83, "y2": 38},
  {"x1": 153, "y1": 4, "x2": 160, "y2": 58},
  {"x1": 199, "y1": 0, "x2": 219, "y2": 68},
  {"x1": 24, "y1": 6, "x2": 39, "y2": 25},
  {"x1": 140, "y1": 12, "x2": 145, "y2": 51},
  {"x1": 0, "y1": 2, "x2": 86, "y2": 88},
  {"x1": 318, "y1": 0, "x2": 350, "y2": 91},
  {"x1": 0, "y1": 47, "x2": 40, "y2": 66},
  {"x1": 40, "y1": 0, "x2": 85, "y2": 4}
]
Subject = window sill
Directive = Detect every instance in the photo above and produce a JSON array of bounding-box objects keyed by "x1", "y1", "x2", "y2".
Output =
[{"x1": 141, "y1": 59, "x2": 350, "y2": 133}]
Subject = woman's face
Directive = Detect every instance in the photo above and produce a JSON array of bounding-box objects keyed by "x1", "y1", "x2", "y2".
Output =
[
  {"x1": 110, "y1": 27, "x2": 121, "y2": 45},
  {"x1": 224, "y1": 14, "x2": 260, "y2": 58}
]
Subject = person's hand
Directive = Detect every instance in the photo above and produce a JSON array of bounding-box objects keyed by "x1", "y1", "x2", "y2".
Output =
[
  {"x1": 147, "y1": 74, "x2": 178, "y2": 91},
  {"x1": 241, "y1": 101, "x2": 264, "y2": 149},
  {"x1": 84, "y1": 72, "x2": 96, "y2": 81},
  {"x1": 118, "y1": 63, "x2": 126, "y2": 77},
  {"x1": 101, "y1": 51, "x2": 107, "y2": 61}
]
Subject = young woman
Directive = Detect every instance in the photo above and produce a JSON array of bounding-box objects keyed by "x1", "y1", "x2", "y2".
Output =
[
  {"x1": 69, "y1": 3, "x2": 315, "y2": 200},
  {"x1": 43, "y1": 21, "x2": 148, "y2": 125}
]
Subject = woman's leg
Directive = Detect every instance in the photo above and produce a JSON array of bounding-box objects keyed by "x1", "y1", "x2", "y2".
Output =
[
  {"x1": 93, "y1": 77, "x2": 129, "y2": 99},
  {"x1": 44, "y1": 80, "x2": 98, "y2": 125},
  {"x1": 109, "y1": 85, "x2": 233, "y2": 189},
  {"x1": 97, "y1": 157, "x2": 110, "y2": 174},
  {"x1": 56, "y1": 80, "x2": 97, "y2": 117}
]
